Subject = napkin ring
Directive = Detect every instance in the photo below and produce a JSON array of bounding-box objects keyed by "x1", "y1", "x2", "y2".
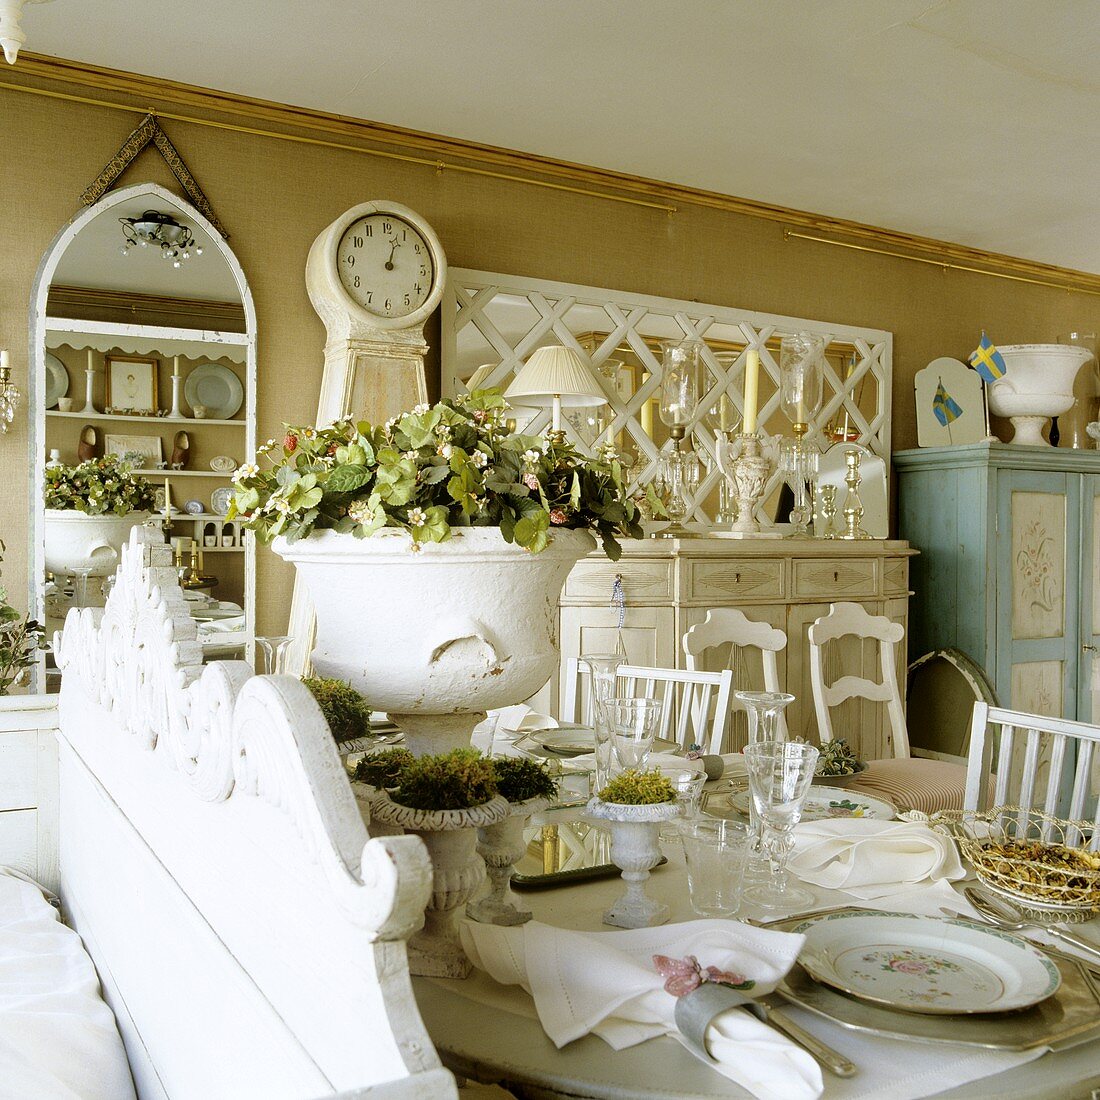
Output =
[{"x1": 674, "y1": 983, "x2": 753, "y2": 1060}]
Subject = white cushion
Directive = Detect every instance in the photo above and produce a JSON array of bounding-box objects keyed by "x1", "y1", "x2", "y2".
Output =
[{"x1": 0, "y1": 869, "x2": 134, "y2": 1100}]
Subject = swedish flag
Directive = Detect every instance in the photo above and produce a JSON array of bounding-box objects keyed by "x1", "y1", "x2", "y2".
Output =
[
  {"x1": 969, "y1": 332, "x2": 1007, "y2": 384},
  {"x1": 933, "y1": 381, "x2": 962, "y2": 427}
]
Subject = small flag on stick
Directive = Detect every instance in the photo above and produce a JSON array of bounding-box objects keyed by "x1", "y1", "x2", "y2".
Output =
[
  {"x1": 969, "y1": 332, "x2": 1007, "y2": 384},
  {"x1": 932, "y1": 381, "x2": 962, "y2": 427}
]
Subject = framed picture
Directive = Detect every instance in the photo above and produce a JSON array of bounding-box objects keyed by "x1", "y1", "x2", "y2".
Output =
[
  {"x1": 106, "y1": 354, "x2": 159, "y2": 414},
  {"x1": 104, "y1": 433, "x2": 163, "y2": 470}
]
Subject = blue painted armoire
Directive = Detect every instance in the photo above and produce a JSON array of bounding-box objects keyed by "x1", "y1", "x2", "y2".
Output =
[{"x1": 894, "y1": 442, "x2": 1100, "y2": 725}]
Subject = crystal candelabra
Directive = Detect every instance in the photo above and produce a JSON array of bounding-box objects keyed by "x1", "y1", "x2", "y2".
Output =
[
  {"x1": 839, "y1": 449, "x2": 871, "y2": 540},
  {"x1": 778, "y1": 333, "x2": 824, "y2": 537},
  {"x1": 0, "y1": 355, "x2": 20, "y2": 434},
  {"x1": 779, "y1": 429, "x2": 819, "y2": 536},
  {"x1": 654, "y1": 340, "x2": 701, "y2": 539}
]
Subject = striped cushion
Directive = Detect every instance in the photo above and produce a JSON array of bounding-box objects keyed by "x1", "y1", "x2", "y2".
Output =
[{"x1": 847, "y1": 758, "x2": 968, "y2": 815}]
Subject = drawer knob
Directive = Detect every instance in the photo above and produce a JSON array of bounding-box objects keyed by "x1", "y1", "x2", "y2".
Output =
[{"x1": 833, "y1": 570, "x2": 839, "y2": 583}]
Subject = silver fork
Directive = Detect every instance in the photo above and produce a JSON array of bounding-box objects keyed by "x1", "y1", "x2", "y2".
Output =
[{"x1": 963, "y1": 887, "x2": 1100, "y2": 967}]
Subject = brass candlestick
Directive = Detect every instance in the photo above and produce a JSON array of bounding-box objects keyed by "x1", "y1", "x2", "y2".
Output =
[
  {"x1": 839, "y1": 448, "x2": 871, "y2": 540},
  {"x1": 816, "y1": 484, "x2": 838, "y2": 539}
]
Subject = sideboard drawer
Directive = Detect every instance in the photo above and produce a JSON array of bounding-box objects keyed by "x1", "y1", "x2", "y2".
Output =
[
  {"x1": 884, "y1": 558, "x2": 909, "y2": 594},
  {"x1": 686, "y1": 559, "x2": 784, "y2": 601},
  {"x1": 792, "y1": 557, "x2": 878, "y2": 599},
  {"x1": 564, "y1": 560, "x2": 672, "y2": 601}
]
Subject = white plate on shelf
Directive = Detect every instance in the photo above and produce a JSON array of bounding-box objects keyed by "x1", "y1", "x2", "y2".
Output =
[
  {"x1": 45, "y1": 353, "x2": 69, "y2": 409},
  {"x1": 793, "y1": 910, "x2": 1061, "y2": 1015},
  {"x1": 210, "y1": 486, "x2": 234, "y2": 516},
  {"x1": 184, "y1": 364, "x2": 243, "y2": 420},
  {"x1": 721, "y1": 784, "x2": 896, "y2": 821}
]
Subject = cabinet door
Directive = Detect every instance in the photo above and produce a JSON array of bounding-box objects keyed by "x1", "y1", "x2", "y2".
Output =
[
  {"x1": 555, "y1": 605, "x2": 676, "y2": 718},
  {"x1": 1078, "y1": 473, "x2": 1100, "y2": 723},
  {"x1": 996, "y1": 471, "x2": 1079, "y2": 720}
]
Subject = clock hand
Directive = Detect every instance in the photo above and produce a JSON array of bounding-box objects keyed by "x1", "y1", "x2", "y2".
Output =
[{"x1": 384, "y1": 236, "x2": 401, "y2": 271}]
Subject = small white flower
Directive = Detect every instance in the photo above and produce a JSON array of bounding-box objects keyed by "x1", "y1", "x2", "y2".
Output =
[
  {"x1": 439, "y1": 443, "x2": 453, "y2": 459},
  {"x1": 408, "y1": 507, "x2": 426, "y2": 527},
  {"x1": 522, "y1": 449, "x2": 541, "y2": 464},
  {"x1": 384, "y1": 417, "x2": 397, "y2": 430},
  {"x1": 435, "y1": 424, "x2": 452, "y2": 440},
  {"x1": 348, "y1": 499, "x2": 375, "y2": 524},
  {"x1": 403, "y1": 450, "x2": 417, "y2": 461},
  {"x1": 273, "y1": 498, "x2": 292, "y2": 515},
  {"x1": 233, "y1": 462, "x2": 260, "y2": 483},
  {"x1": 412, "y1": 403, "x2": 430, "y2": 415},
  {"x1": 302, "y1": 427, "x2": 318, "y2": 441},
  {"x1": 470, "y1": 449, "x2": 488, "y2": 469}
]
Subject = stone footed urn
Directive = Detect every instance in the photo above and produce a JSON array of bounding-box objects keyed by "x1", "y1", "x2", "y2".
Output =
[
  {"x1": 587, "y1": 797, "x2": 681, "y2": 929},
  {"x1": 44, "y1": 510, "x2": 151, "y2": 579},
  {"x1": 467, "y1": 796, "x2": 550, "y2": 926},
  {"x1": 274, "y1": 526, "x2": 595, "y2": 754},
  {"x1": 370, "y1": 790, "x2": 508, "y2": 978},
  {"x1": 988, "y1": 344, "x2": 1093, "y2": 445}
]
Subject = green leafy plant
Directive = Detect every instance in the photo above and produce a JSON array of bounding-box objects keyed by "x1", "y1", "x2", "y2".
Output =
[
  {"x1": 0, "y1": 543, "x2": 45, "y2": 695},
  {"x1": 490, "y1": 756, "x2": 559, "y2": 804},
  {"x1": 229, "y1": 388, "x2": 646, "y2": 560},
  {"x1": 815, "y1": 737, "x2": 861, "y2": 777},
  {"x1": 391, "y1": 748, "x2": 499, "y2": 812},
  {"x1": 302, "y1": 676, "x2": 371, "y2": 744},
  {"x1": 353, "y1": 748, "x2": 414, "y2": 788},
  {"x1": 598, "y1": 769, "x2": 676, "y2": 805},
  {"x1": 44, "y1": 455, "x2": 156, "y2": 515}
]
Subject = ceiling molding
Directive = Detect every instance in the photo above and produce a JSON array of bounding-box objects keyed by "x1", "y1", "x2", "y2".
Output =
[{"x1": 10, "y1": 50, "x2": 1100, "y2": 293}]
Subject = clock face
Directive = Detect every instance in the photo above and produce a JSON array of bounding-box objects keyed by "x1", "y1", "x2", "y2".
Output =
[{"x1": 335, "y1": 213, "x2": 435, "y2": 319}]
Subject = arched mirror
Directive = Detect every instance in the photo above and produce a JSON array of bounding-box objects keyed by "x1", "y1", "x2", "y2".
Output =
[{"x1": 29, "y1": 182, "x2": 257, "y2": 689}]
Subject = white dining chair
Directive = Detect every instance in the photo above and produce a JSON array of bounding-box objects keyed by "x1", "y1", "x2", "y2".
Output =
[
  {"x1": 683, "y1": 608, "x2": 788, "y2": 741},
  {"x1": 808, "y1": 601, "x2": 968, "y2": 814},
  {"x1": 965, "y1": 702, "x2": 1100, "y2": 847},
  {"x1": 563, "y1": 659, "x2": 734, "y2": 754}
]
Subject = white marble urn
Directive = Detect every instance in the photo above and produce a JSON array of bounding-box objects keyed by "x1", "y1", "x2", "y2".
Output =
[
  {"x1": 274, "y1": 526, "x2": 594, "y2": 754},
  {"x1": 989, "y1": 344, "x2": 1093, "y2": 445},
  {"x1": 586, "y1": 797, "x2": 681, "y2": 929},
  {"x1": 43, "y1": 510, "x2": 152, "y2": 578},
  {"x1": 467, "y1": 795, "x2": 550, "y2": 926},
  {"x1": 370, "y1": 790, "x2": 508, "y2": 978}
]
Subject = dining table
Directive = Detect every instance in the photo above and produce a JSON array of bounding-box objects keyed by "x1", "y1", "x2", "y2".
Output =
[{"x1": 410, "y1": 785, "x2": 1100, "y2": 1100}]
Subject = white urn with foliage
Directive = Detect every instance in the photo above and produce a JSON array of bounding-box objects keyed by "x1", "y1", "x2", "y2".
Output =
[
  {"x1": 232, "y1": 389, "x2": 645, "y2": 755},
  {"x1": 43, "y1": 455, "x2": 155, "y2": 580}
]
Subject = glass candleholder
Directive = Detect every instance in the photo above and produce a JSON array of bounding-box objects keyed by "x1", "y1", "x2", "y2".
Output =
[
  {"x1": 654, "y1": 341, "x2": 701, "y2": 539},
  {"x1": 839, "y1": 449, "x2": 871, "y2": 540}
]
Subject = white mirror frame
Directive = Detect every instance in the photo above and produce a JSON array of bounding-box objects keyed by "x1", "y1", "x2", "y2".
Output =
[
  {"x1": 442, "y1": 269, "x2": 893, "y2": 525},
  {"x1": 28, "y1": 182, "x2": 257, "y2": 689}
]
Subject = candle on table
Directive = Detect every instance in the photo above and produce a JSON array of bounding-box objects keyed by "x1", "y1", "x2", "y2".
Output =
[{"x1": 742, "y1": 349, "x2": 760, "y2": 435}]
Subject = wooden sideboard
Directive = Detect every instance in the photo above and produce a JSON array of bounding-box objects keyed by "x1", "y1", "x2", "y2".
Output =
[{"x1": 548, "y1": 536, "x2": 915, "y2": 759}]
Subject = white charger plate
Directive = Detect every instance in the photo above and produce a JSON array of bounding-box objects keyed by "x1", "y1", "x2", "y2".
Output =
[
  {"x1": 794, "y1": 910, "x2": 1061, "y2": 1015},
  {"x1": 725, "y1": 784, "x2": 896, "y2": 821},
  {"x1": 185, "y1": 363, "x2": 244, "y2": 419},
  {"x1": 45, "y1": 352, "x2": 69, "y2": 409}
]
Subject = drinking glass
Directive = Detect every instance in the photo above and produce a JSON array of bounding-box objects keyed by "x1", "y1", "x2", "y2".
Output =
[
  {"x1": 680, "y1": 819, "x2": 749, "y2": 916},
  {"x1": 742, "y1": 740, "x2": 819, "y2": 912},
  {"x1": 606, "y1": 698, "x2": 663, "y2": 774},
  {"x1": 580, "y1": 653, "x2": 625, "y2": 790},
  {"x1": 255, "y1": 635, "x2": 293, "y2": 675}
]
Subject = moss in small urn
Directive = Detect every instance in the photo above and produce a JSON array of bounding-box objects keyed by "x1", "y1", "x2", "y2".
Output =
[
  {"x1": 490, "y1": 757, "x2": 558, "y2": 805},
  {"x1": 353, "y1": 747, "x2": 414, "y2": 788},
  {"x1": 302, "y1": 676, "x2": 371, "y2": 744},
  {"x1": 391, "y1": 748, "x2": 498, "y2": 811},
  {"x1": 598, "y1": 769, "x2": 676, "y2": 805}
]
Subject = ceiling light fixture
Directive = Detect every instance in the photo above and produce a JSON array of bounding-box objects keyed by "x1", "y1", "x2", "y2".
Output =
[
  {"x1": 0, "y1": 0, "x2": 53, "y2": 65},
  {"x1": 119, "y1": 210, "x2": 203, "y2": 268}
]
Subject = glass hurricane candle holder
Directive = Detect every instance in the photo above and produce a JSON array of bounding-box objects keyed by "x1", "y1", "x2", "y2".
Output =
[{"x1": 654, "y1": 341, "x2": 701, "y2": 538}]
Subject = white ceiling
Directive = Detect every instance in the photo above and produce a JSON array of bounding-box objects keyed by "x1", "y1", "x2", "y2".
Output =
[{"x1": 24, "y1": 0, "x2": 1100, "y2": 272}]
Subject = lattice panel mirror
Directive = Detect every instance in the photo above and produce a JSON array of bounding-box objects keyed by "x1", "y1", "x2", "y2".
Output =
[{"x1": 442, "y1": 271, "x2": 892, "y2": 525}]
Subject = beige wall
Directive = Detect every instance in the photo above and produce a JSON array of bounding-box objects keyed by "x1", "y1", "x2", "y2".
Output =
[{"x1": 2, "y1": 74, "x2": 1098, "y2": 632}]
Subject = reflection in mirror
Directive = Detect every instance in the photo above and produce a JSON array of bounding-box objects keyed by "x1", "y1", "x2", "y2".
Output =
[
  {"x1": 31, "y1": 183, "x2": 257, "y2": 690},
  {"x1": 443, "y1": 271, "x2": 892, "y2": 526}
]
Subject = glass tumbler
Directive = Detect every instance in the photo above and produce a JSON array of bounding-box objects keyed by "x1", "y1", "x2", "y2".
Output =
[
  {"x1": 680, "y1": 819, "x2": 750, "y2": 917},
  {"x1": 580, "y1": 653, "x2": 626, "y2": 790}
]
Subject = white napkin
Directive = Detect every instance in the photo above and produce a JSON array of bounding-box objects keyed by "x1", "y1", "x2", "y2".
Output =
[
  {"x1": 460, "y1": 919, "x2": 822, "y2": 1100},
  {"x1": 788, "y1": 819, "x2": 965, "y2": 899}
]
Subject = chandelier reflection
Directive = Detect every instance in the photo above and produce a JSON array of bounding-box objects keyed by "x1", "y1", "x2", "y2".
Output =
[{"x1": 119, "y1": 210, "x2": 202, "y2": 268}]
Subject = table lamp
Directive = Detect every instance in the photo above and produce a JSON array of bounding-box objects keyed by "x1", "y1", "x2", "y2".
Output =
[{"x1": 504, "y1": 346, "x2": 605, "y2": 442}]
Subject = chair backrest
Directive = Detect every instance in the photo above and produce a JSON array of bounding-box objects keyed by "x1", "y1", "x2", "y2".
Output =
[
  {"x1": 683, "y1": 608, "x2": 788, "y2": 740},
  {"x1": 965, "y1": 702, "x2": 1100, "y2": 847},
  {"x1": 807, "y1": 601, "x2": 908, "y2": 757},
  {"x1": 563, "y1": 658, "x2": 734, "y2": 754}
]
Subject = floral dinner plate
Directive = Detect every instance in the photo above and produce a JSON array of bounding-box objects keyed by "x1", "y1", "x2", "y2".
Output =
[
  {"x1": 793, "y1": 910, "x2": 1061, "y2": 1015},
  {"x1": 724, "y1": 784, "x2": 896, "y2": 822}
]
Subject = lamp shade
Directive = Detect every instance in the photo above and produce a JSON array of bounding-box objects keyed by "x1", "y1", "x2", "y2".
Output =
[{"x1": 504, "y1": 346, "x2": 606, "y2": 408}]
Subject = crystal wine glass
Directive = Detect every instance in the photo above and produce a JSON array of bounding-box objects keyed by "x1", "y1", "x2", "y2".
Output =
[
  {"x1": 606, "y1": 698, "x2": 664, "y2": 776},
  {"x1": 742, "y1": 740, "x2": 819, "y2": 912},
  {"x1": 255, "y1": 635, "x2": 293, "y2": 675},
  {"x1": 580, "y1": 653, "x2": 626, "y2": 790}
]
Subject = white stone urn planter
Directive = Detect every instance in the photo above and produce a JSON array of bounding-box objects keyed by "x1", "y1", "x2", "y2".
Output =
[
  {"x1": 988, "y1": 344, "x2": 1093, "y2": 445},
  {"x1": 586, "y1": 797, "x2": 681, "y2": 929},
  {"x1": 370, "y1": 789, "x2": 508, "y2": 977},
  {"x1": 467, "y1": 795, "x2": 550, "y2": 926},
  {"x1": 44, "y1": 510, "x2": 151, "y2": 578},
  {"x1": 273, "y1": 527, "x2": 594, "y2": 755}
]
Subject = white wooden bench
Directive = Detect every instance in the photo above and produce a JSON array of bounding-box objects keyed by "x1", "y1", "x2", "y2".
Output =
[{"x1": 37, "y1": 527, "x2": 457, "y2": 1099}]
